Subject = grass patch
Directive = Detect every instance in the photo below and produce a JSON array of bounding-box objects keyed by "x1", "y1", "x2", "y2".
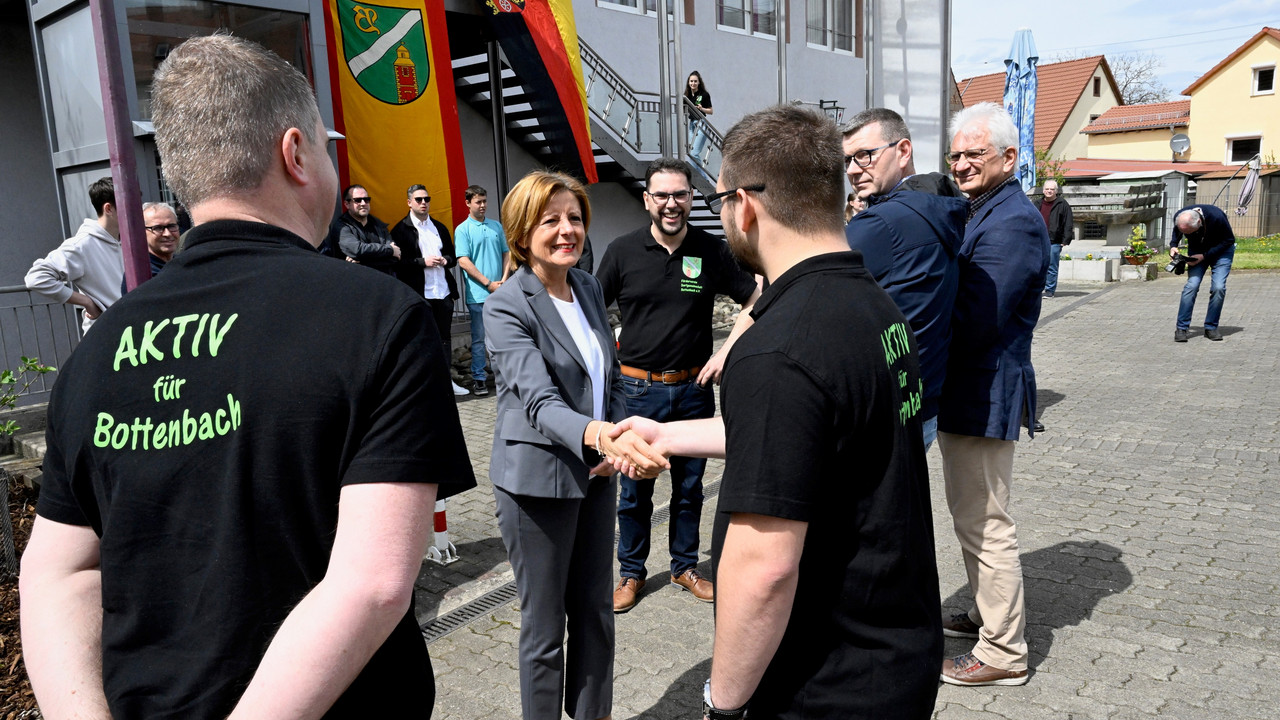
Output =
[{"x1": 1235, "y1": 234, "x2": 1280, "y2": 269}]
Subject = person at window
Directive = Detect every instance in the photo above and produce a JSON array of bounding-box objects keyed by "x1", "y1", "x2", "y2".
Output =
[{"x1": 685, "y1": 71, "x2": 714, "y2": 165}]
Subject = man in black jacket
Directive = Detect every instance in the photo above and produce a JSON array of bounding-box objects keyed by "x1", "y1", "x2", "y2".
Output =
[
  {"x1": 392, "y1": 184, "x2": 469, "y2": 395},
  {"x1": 337, "y1": 184, "x2": 400, "y2": 273},
  {"x1": 1035, "y1": 179, "x2": 1073, "y2": 298}
]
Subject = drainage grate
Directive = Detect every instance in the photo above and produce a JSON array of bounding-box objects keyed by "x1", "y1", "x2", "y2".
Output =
[
  {"x1": 421, "y1": 582, "x2": 520, "y2": 644},
  {"x1": 420, "y1": 475, "x2": 724, "y2": 644}
]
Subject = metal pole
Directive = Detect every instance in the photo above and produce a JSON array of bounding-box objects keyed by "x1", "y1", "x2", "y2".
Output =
[
  {"x1": 487, "y1": 41, "x2": 510, "y2": 203},
  {"x1": 940, "y1": 0, "x2": 952, "y2": 171},
  {"x1": 657, "y1": 0, "x2": 672, "y2": 156},
  {"x1": 674, "y1": 0, "x2": 685, "y2": 160},
  {"x1": 89, "y1": 0, "x2": 149, "y2": 292},
  {"x1": 863, "y1": 0, "x2": 875, "y2": 111},
  {"x1": 776, "y1": 0, "x2": 787, "y2": 104}
]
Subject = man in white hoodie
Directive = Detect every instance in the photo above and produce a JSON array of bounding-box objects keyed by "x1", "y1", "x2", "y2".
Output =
[{"x1": 25, "y1": 177, "x2": 123, "y2": 333}]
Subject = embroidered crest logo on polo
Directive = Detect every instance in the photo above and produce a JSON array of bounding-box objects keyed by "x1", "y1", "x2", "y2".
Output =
[{"x1": 683, "y1": 257, "x2": 702, "y2": 279}]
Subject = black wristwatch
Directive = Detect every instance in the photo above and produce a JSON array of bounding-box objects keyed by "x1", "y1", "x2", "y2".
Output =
[{"x1": 703, "y1": 679, "x2": 748, "y2": 720}]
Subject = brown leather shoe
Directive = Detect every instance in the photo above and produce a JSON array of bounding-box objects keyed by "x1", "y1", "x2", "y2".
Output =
[
  {"x1": 940, "y1": 652, "x2": 1028, "y2": 686},
  {"x1": 942, "y1": 612, "x2": 981, "y2": 639},
  {"x1": 671, "y1": 568, "x2": 714, "y2": 602},
  {"x1": 613, "y1": 577, "x2": 645, "y2": 613}
]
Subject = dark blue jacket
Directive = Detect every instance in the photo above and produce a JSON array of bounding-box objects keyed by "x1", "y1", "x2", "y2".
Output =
[
  {"x1": 939, "y1": 179, "x2": 1049, "y2": 441},
  {"x1": 1171, "y1": 204, "x2": 1236, "y2": 261},
  {"x1": 845, "y1": 184, "x2": 965, "y2": 420}
]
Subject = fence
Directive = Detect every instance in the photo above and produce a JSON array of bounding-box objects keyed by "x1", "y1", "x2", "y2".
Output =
[{"x1": 0, "y1": 286, "x2": 82, "y2": 406}]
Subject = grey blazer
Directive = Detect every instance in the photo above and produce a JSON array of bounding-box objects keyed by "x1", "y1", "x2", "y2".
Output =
[{"x1": 483, "y1": 265, "x2": 627, "y2": 499}]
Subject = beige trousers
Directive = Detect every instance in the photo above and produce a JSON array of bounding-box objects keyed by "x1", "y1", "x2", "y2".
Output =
[{"x1": 938, "y1": 431, "x2": 1028, "y2": 671}]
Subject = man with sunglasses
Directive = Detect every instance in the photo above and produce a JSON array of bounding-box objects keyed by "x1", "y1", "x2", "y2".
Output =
[
  {"x1": 1170, "y1": 204, "x2": 1236, "y2": 342},
  {"x1": 842, "y1": 107, "x2": 966, "y2": 450},
  {"x1": 391, "y1": 184, "x2": 469, "y2": 396},
  {"x1": 337, "y1": 184, "x2": 400, "y2": 273},
  {"x1": 937, "y1": 102, "x2": 1048, "y2": 688},
  {"x1": 596, "y1": 157, "x2": 760, "y2": 613}
]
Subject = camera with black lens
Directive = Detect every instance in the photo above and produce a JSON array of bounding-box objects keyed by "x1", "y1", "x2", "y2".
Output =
[{"x1": 1166, "y1": 254, "x2": 1190, "y2": 275}]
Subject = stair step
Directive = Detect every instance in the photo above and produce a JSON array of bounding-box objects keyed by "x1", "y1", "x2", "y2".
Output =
[
  {"x1": 14, "y1": 430, "x2": 45, "y2": 460},
  {"x1": 0, "y1": 454, "x2": 43, "y2": 489}
]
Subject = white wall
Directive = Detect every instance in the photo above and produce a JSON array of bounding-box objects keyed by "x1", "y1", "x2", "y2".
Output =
[{"x1": 573, "y1": 0, "x2": 866, "y2": 148}]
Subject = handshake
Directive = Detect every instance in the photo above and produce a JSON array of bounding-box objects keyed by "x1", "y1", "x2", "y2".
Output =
[{"x1": 588, "y1": 416, "x2": 675, "y2": 480}]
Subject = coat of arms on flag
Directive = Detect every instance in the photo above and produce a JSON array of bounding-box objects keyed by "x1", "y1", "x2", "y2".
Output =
[
  {"x1": 338, "y1": 0, "x2": 430, "y2": 105},
  {"x1": 682, "y1": 257, "x2": 703, "y2": 279}
]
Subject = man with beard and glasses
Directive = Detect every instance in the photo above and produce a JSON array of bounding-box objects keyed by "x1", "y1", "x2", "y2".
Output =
[
  {"x1": 595, "y1": 157, "x2": 760, "y2": 614},
  {"x1": 608, "y1": 105, "x2": 942, "y2": 719}
]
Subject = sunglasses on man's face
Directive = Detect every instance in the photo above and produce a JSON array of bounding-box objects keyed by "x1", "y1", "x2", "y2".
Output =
[
  {"x1": 412, "y1": 196, "x2": 431, "y2": 204},
  {"x1": 347, "y1": 197, "x2": 371, "y2": 204}
]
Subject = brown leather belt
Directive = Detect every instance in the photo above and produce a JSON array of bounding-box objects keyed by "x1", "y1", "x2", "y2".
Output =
[{"x1": 620, "y1": 364, "x2": 702, "y2": 384}]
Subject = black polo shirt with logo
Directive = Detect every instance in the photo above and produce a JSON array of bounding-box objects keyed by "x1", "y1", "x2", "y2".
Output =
[
  {"x1": 37, "y1": 219, "x2": 475, "y2": 719},
  {"x1": 596, "y1": 225, "x2": 757, "y2": 371},
  {"x1": 712, "y1": 251, "x2": 942, "y2": 719}
]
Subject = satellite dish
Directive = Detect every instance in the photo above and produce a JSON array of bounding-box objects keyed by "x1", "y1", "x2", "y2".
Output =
[{"x1": 1170, "y1": 133, "x2": 1191, "y2": 154}]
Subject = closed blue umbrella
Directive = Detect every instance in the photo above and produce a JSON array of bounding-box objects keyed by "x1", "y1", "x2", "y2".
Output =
[{"x1": 1003, "y1": 28, "x2": 1038, "y2": 190}]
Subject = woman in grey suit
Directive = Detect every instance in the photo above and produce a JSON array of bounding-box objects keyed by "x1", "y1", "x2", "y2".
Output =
[{"x1": 483, "y1": 171, "x2": 666, "y2": 720}]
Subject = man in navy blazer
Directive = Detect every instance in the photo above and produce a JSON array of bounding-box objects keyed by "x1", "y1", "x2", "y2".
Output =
[{"x1": 937, "y1": 102, "x2": 1048, "y2": 688}]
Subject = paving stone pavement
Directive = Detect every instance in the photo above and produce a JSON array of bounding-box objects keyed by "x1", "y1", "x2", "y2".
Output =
[{"x1": 416, "y1": 272, "x2": 1280, "y2": 720}]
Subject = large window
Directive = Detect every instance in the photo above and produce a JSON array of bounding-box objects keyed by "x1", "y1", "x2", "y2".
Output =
[
  {"x1": 127, "y1": 0, "x2": 311, "y2": 118},
  {"x1": 1228, "y1": 136, "x2": 1261, "y2": 164},
  {"x1": 718, "y1": 0, "x2": 775, "y2": 37},
  {"x1": 806, "y1": 0, "x2": 855, "y2": 52},
  {"x1": 1253, "y1": 65, "x2": 1275, "y2": 95}
]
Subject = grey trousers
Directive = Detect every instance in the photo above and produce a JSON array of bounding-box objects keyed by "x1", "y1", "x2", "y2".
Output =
[{"x1": 494, "y1": 477, "x2": 617, "y2": 720}]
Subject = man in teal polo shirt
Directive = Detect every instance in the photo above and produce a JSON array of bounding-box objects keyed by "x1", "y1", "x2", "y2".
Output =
[{"x1": 455, "y1": 184, "x2": 509, "y2": 396}]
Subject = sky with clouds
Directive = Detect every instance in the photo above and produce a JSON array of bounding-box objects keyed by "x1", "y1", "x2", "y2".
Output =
[{"x1": 950, "y1": 0, "x2": 1280, "y2": 99}]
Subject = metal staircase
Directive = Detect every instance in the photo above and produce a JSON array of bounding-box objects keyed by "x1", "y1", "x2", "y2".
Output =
[{"x1": 451, "y1": 38, "x2": 726, "y2": 238}]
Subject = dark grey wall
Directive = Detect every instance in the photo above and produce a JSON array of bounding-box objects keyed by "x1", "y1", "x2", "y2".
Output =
[{"x1": 0, "y1": 10, "x2": 60, "y2": 287}]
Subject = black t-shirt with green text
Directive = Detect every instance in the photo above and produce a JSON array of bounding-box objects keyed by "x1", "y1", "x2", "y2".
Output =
[
  {"x1": 712, "y1": 251, "x2": 942, "y2": 719},
  {"x1": 37, "y1": 220, "x2": 475, "y2": 719}
]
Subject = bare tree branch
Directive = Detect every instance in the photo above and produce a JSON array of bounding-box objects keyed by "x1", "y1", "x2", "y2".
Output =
[{"x1": 1046, "y1": 50, "x2": 1172, "y2": 105}]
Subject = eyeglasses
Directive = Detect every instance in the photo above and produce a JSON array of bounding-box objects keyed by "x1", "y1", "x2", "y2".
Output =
[
  {"x1": 704, "y1": 184, "x2": 765, "y2": 214},
  {"x1": 844, "y1": 140, "x2": 902, "y2": 169},
  {"x1": 347, "y1": 196, "x2": 371, "y2": 204},
  {"x1": 411, "y1": 196, "x2": 431, "y2": 204},
  {"x1": 145, "y1": 223, "x2": 180, "y2": 234},
  {"x1": 645, "y1": 189, "x2": 692, "y2": 204},
  {"x1": 946, "y1": 147, "x2": 993, "y2": 167}
]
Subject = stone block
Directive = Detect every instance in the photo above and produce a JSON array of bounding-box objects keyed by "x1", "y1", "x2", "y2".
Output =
[{"x1": 1117, "y1": 262, "x2": 1158, "y2": 281}]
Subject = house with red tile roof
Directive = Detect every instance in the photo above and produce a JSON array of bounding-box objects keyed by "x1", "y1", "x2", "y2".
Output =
[
  {"x1": 956, "y1": 56, "x2": 1121, "y2": 162},
  {"x1": 1082, "y1": 100, "x2": 1191, "y2": 161},
  {"x1": 1082, "y1": 28, "x2": 1280, "y2": 167}
]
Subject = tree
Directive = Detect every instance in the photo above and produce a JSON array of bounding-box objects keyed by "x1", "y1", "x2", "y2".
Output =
[{"x1": 1048, "y1": 50, "x2": 1172, "y2": 105}]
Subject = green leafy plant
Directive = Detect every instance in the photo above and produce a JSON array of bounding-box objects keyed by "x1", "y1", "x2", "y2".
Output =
[
  {"x1": 1034, "y1": 149, "x2": 1067, "y2": 188},
  {"x1": 1, "y1": 357, "x2": 55, "y2": 436},
  {"x1": 1062, "y1": 253, "x2": 1071, "y2": 260},
  {"x1": 1122, "y1": 226, "x2": 1151, "y2": 259}
]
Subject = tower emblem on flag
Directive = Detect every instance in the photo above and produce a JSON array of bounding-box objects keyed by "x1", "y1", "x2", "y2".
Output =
[
  {"x1": 339, "y1": 0, "x2": 430, "y2": 105},
  {"x1": 682, "y1": 257, "x2": 702, "y2": 279}
]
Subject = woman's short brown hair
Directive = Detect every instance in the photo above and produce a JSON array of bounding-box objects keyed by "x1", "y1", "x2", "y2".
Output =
[{"x1": 502, "y1": 171, "x2": 591, "y2": 268}]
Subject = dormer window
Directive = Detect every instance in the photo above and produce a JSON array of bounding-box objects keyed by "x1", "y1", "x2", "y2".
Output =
[{"x1": 1254, "y1": 64, "x2": 1275, "y2": 95}]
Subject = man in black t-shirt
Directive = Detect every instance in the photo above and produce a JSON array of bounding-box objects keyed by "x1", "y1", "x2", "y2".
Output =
[
  {"x1": 596, "y1": 157, "x2": 760, "y2": 613},
  {"x1": 610, "y1": 106, "x2": 941, "y2": 719},
  {"x1": 19, "y1": 35, "x2": 475, "y2": 719}
]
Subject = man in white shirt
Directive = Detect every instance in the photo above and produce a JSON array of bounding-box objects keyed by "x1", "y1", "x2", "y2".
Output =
[{"x1": 392, "y1": 184, "x2": 469, "y2": 396}]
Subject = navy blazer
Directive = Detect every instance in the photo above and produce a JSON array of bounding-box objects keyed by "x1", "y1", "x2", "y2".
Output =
[
  {"x1": 484, "y1": 265, "x2": 627, "y2": 499},
  {"x1": 939, "y1": 180, "x2": 1049, "y2": 441}
]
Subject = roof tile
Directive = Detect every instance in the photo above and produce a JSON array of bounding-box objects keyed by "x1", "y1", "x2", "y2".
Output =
[
  {"x1": 958, "y1": 56, "x2": 1114, "y2": 151},
  {"x1": 1082, "y1": 100, "x2": 1191, "y2": 134}
]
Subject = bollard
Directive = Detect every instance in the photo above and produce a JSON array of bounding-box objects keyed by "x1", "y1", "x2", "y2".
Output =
[{"x1": 424, "y1": 498, "x2": 459, "y2": 565}]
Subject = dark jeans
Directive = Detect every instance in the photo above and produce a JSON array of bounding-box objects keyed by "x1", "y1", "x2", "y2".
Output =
[{"x1": 617, "y1": 376, "x2": 715, "y2": 580}]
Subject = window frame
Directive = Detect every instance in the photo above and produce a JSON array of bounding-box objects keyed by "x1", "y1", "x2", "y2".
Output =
[
  {"x1": 1252, "y1": 63, "x2": 1276, "y2": 96},
  {"x1": 716, "y1": 0, "x2": 776, "y2": 40},
  {"x1": 1225, "y1": 135, "x2": 1262, "y2": 165}
]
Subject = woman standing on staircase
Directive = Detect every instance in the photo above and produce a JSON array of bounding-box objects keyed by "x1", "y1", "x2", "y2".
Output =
[{"x1": 685, "y1": 71, "x2": 713, "y2": 166}]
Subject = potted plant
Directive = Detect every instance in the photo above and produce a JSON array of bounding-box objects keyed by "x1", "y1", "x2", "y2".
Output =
[{"x1": 1122, "y1": 226, "x2": 1152, "y2": 266}]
